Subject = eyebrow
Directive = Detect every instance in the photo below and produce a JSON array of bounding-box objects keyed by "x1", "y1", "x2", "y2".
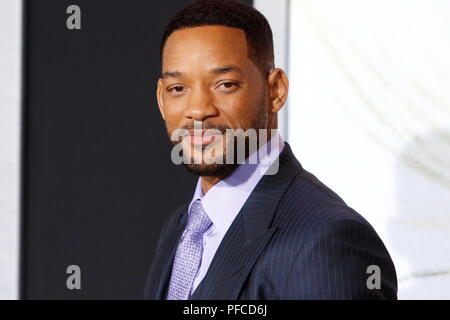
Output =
[{"x1": 161, "y1": 65, "x2": 243, "y2": 79}]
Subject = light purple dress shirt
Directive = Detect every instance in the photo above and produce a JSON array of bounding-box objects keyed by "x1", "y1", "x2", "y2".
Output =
[{"x1": 187, "y1": 131, "x2": 285, "y2": 295}]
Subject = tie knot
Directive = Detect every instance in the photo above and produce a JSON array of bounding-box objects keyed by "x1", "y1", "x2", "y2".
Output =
[{"x1": 186, "y1": 199, "x2": 212, "y2": 235}]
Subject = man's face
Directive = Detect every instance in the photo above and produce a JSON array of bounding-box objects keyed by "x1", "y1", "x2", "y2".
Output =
[{"x1": 157, "y1": 25, "x2": 269, "y2": 177}]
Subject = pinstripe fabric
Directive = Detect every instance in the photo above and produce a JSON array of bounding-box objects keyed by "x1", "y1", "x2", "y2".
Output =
[{"x1": 143, "y1": 142, "x2": 398, "y2": 300}]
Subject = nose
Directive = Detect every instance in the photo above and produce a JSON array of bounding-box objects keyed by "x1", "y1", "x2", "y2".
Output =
[{"x1": 183, "y1": 86, "x2": 218, "y2": 121}]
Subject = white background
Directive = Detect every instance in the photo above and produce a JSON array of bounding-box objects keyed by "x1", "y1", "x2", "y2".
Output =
[
  {"x1": 0, "y1": 0, "x2": 22, "y2": 300},
  {"x1": 287, "y1": 0, "x2": 450, "y2": 299}
]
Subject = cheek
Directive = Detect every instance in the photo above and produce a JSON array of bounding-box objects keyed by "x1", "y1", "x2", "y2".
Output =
[
  {"x1": 219, "y1": 92, "x2": 257, "y2": 120},
  {"x1": 224, "y1": 93, "x2": 263, "y2": 128},
  {"x1": 162, "y1": 96, "x2": 188, "y2": 125},
  {"x1": 163, "y1": 93, "x2": 185, "y2": 112}
]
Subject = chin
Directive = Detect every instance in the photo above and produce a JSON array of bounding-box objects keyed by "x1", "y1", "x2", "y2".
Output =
[{"x1": 183, "y1": 162, "x2": 239, "y2": 178}]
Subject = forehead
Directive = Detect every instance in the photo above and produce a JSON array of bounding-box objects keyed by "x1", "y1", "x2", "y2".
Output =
[{"x1": 162, "y1": 25, "x2": 250, "y2": 72}]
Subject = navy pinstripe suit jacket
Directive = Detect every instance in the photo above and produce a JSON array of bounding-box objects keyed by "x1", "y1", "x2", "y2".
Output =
[{"x1": 144, "y1": 142, "x2": 398, "y2": 300}]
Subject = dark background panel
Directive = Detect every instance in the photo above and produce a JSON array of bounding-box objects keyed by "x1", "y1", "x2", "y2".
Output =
[{"x1": 21, "y1": 0, "x2": 252, "y2": 299}]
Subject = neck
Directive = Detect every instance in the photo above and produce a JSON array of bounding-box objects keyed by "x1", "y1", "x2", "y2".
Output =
[{"x1": 201, "y1": 176, "x2": 222, "y2": 194}]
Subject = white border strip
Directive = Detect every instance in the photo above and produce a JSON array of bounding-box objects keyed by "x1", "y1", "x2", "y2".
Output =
[
  {"x1": 254, "y1": 0, "x2": 290, "y2": 140},
  {"x1": 0, "y1": 0, "x2": 22, "y2": 300}
]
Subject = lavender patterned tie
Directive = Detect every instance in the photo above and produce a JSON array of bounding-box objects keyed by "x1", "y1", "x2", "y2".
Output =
[{"x1": 166, "y1": 199, "x2": 212, "y2": 300}]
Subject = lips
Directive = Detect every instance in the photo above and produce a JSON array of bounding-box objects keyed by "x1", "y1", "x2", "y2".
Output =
[{"x1": 186, "y1": 129, "x2": 218, "y2": 146}]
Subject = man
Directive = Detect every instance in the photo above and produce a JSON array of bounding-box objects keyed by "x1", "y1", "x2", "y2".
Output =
[{"x1": 144, "y1": 0, "x2": 397, "y2": 300}]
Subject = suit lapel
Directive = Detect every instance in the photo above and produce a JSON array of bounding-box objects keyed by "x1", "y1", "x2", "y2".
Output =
[
  {"x1": 146, "y1": 205, "x2": 188, "y2": 300},
  {"x1": 190, "y1": 142, "x2": 302, "y2": 299}
]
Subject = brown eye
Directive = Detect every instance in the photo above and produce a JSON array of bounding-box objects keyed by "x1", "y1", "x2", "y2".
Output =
[
  {"x1": 168, "y1": 85, "x2": 186, "y2": 95},
  {"x1": 218, "y1": 81, "x2": 240, "y2": 92}
]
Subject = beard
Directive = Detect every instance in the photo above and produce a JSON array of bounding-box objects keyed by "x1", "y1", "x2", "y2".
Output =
[
  {"x1": 166, "y1": 103, "x2": 269, "y2": 178},
  {"x1": 182, "y1": 132, "x2": 242, "y2": 178}
]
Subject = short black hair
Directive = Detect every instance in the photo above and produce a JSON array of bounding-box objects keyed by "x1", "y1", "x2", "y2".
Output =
[{"x1": 160, "y1": 0, "x2": 275, "y2": 76}]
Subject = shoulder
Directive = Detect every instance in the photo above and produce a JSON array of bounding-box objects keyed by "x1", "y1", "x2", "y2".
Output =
[
  {"x1": 264, "y1": 169, "x2": 397, "y2": 299},
  {"x1": 273, "y1": 168, "x2": 372, "y2": 234}
]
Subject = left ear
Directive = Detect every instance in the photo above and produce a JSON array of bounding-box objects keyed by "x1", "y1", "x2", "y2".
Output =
[{"x1": 267, "y1": 68, "x2": 289, "y2": 113}]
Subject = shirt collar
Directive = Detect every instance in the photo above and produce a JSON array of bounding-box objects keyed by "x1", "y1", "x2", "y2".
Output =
[{"x1": 188, "y1": 131, "x2": 285, "y2": 235}]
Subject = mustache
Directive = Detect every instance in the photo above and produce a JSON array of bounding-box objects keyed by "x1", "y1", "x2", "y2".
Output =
[{"x1": 181, "y1": 122, "x2": 231, "y2": 135}]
